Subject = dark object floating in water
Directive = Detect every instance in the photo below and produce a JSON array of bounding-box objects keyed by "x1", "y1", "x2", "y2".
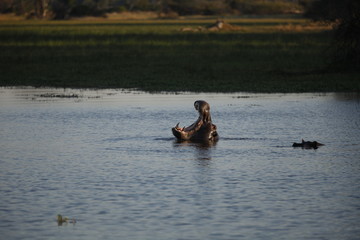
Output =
[
  {"x1": 57, "y1": 214, "x2": 76, "y2": 226},
  {"x1": 292, "y1": 139, "x2": 324, "y2": 149},
  {"x1": 172, "y1": 100, "x2": 219, "y2": 142}
]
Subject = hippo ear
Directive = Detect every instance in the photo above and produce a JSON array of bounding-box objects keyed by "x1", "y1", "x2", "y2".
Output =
[{"x1": 302, "y1": 139, "x2": 304, "y2": 143}]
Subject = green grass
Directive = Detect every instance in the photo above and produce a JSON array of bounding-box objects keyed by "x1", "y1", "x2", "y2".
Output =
[{"x1": 0, "y1": 17, "x2": 359, "y2": 92}]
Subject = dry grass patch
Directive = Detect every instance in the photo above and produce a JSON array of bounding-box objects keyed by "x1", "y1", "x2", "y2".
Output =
[
  {"x1": 106, "y1": 11, "x2": 159, "y2": 20},
  {"x1": 0, "y1": 13, "x2": 25, "y2": 21},
  {"x1": 275, "y1": 21, "x2": 334, "y2": 32}
]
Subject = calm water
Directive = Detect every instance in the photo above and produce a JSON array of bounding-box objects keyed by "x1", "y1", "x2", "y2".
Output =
[{"x1": 1, "y1": 88, "x2": 360, "y2": 240}]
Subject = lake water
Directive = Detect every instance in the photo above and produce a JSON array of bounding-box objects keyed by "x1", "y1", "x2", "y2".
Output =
[{"x1": 1, "y1": 88, "x2": 360, "y2": 240}]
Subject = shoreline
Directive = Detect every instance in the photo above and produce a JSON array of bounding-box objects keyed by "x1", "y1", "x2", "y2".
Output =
[{"x1": 1, "y1": 17, "x2": 358, "y2": 93}]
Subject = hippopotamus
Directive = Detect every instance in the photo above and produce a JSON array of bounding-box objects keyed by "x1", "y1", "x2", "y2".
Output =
[
  {"x1": 292, "y1": 139, "x2": 324, "y2": 149},
  {"x1": 172, "y1": 100, "x2": 219, "y2": 142}
]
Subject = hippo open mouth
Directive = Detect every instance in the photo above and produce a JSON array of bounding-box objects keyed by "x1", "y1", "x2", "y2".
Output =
[{"x1": 172, "y1": 100, "x2": 219, "y2": 142}]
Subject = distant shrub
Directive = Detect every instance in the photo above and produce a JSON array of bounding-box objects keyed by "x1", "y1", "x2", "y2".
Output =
[
  {"x1": 231, "y1": 0, "x2": 302, "y2": 15},
  {"x1": 203, "y1": 1, "x2": 229, "y2": 15},
  {"x1": 117, "y1": 6, "x2": 127, "y2": 13},
  {"x1": 70, "y1": 5, "x2": 106, "y2": 17},
  {"x1": 302, "y1": 0, "x2": 360, "y2": 70},
  {"x1": 126, "y1": 0, "x2": 157, "y2": 11},
  {"x1": 3, "y1": 0, "x2": 305, "y2": 19},
  {"x1": 301, "y1": 0, "x2": 349, "y2": 21},
  {"x1": 0, "y1": 0, "x2": 13, "y2": 13},
  {"x1": 332, "y1": 12, "x2": 360, "y2": 70},
  {"x1": 158, "y1": 11, "x2": 179, "y2": 19}
]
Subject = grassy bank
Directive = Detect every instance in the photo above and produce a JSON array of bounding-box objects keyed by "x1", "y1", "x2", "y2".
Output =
[{"x1": 0, "y1": 17, "x2": 359, "y2": 92}]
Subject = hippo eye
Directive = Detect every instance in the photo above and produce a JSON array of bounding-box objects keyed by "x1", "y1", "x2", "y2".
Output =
[{"x1": 194, "y1": 102, "x2": 199, "y2": 110}]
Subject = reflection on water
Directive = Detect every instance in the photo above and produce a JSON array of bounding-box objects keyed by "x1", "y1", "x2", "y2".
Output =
[
  {"x1": 0, "y1": 88, "x2": 360, "y2": 240},
  {"x1": 173, "y1": 140, "x2": 216, "y2": 161}
]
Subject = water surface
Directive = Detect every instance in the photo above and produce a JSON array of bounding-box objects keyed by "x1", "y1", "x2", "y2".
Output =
[{"x1": 1, "y1": 88, "x2": 359, "y2": 240}]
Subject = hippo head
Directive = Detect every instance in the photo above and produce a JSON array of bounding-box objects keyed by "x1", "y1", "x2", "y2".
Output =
[
  {"x1": 172, "y1": 100, "x2": 219, "y2": 142},
  {"x1": 292, "y1": 139, "x2": 324, "y2": 149}
]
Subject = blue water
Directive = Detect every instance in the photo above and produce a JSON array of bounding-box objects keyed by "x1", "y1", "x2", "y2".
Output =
[{"x1": 0, "y1": 88, "x2": 359, "y2": 240}]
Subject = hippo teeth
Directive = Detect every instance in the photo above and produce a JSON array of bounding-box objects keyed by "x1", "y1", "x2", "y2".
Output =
[{"x1": 175, "y1": 122, "x2": 183, "y2": 131}]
